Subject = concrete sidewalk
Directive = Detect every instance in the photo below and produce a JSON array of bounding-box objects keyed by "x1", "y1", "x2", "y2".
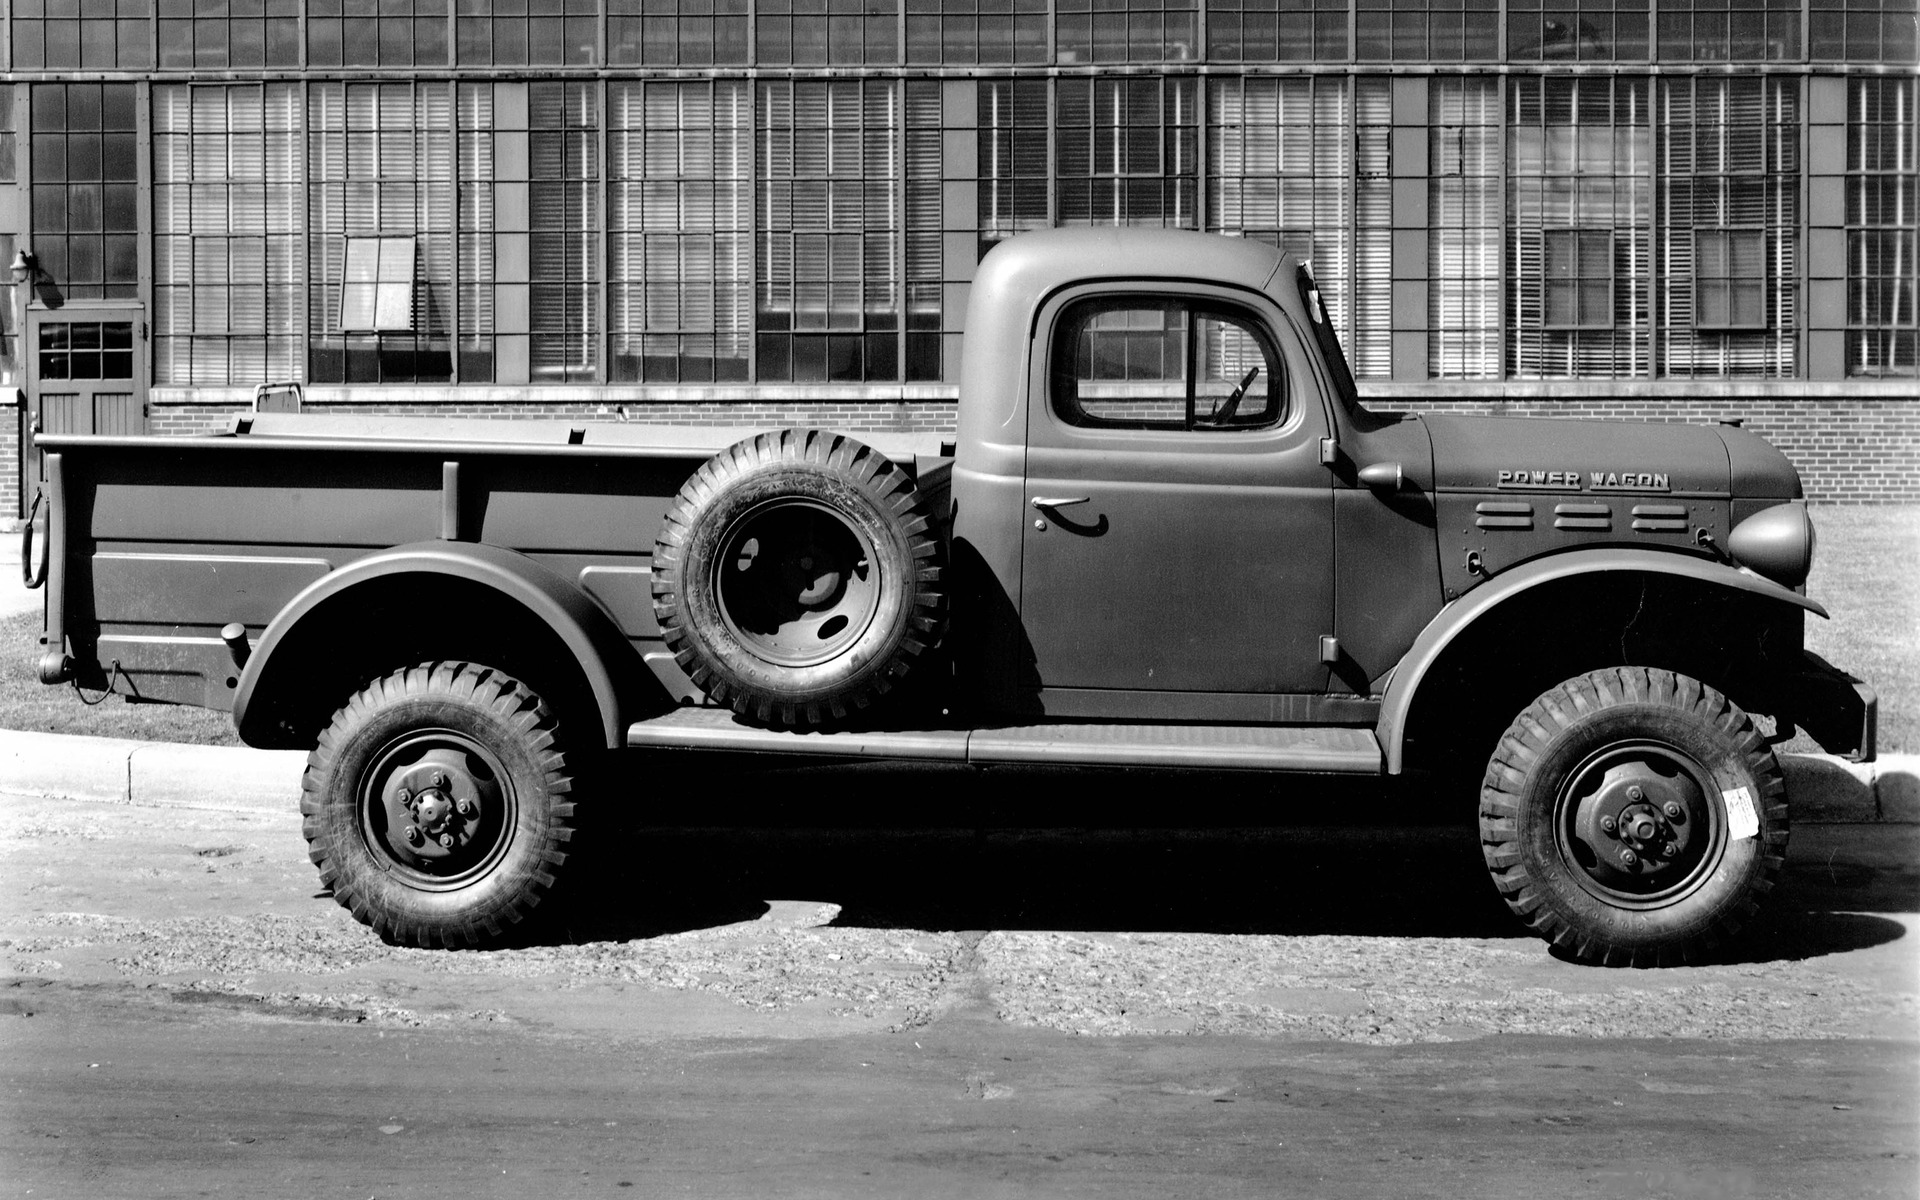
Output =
[{"x1": 0, "y1": 726, "x2": 1912, "y2": 824}]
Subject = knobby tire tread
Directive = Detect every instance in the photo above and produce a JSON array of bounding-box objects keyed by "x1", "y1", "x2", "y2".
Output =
[
  {"x1": 301, "y1": 661, "x2": 575, "y2": 949},
  {"x1": 1477, "y1": 666, "x2": 1788, "y2": 967}
]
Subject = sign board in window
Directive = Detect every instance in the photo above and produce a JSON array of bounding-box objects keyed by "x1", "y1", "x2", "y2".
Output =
[{"x1": 340, "y1": 237, "x2": 416, "y2": 332}]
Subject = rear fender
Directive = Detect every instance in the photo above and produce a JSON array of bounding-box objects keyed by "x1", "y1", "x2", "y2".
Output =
[
  {"x1": 1376, "y1": 548, "x2": 1827, "y2": 774},
  {"x1": 233, "y1": 540, "x2": 649, "y2": 749}
]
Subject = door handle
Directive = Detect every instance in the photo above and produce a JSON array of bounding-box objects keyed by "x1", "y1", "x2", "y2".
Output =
[{"x1": 1031, "y1": 495, "x2": 1091, "y2": 509}]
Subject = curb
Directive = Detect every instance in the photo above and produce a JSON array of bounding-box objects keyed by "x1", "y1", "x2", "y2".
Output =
[
  {"x1": 0, "y1": 729, "x2": 304, "y2": 816},
  {"x1": 0, "y1": 727, "x2": 1912, "y2": 824}
]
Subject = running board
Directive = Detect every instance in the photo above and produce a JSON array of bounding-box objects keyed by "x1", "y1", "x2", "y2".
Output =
[{"x1": 625, "y1": 708, "x2": 1384, "y2": 774}]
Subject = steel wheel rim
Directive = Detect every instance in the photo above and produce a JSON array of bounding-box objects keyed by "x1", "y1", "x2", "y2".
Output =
[
  {"x1": 713, "y1": 498, "x2": 883, "y2": 669},
  {"x1": 1554, "y1": 739, "x2": 1726, "y2": 908},
  {"x1": 359, "y1": 728, "x2": 517, "y2": 890}
]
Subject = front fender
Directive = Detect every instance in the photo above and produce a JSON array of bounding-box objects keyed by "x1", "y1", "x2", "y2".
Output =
[
  {"x1": 1376, "y1": 549, "x2": 1827, "y2": 774},
  {"x1": 233, "y1": 540, "x2": 645, "y2": 749}
]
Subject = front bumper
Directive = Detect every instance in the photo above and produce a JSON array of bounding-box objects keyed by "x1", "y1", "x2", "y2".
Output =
[{"x1": 1789, "y1": 650, "x2": 1878, "y2": 763}]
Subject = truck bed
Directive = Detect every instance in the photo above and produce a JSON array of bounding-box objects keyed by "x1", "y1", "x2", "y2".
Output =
[{"x1": 33, "y1": 414, "x2": 953, "y2": 714}]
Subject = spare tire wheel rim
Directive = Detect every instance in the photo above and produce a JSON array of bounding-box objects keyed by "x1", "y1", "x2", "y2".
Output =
[
  {"x1": 1553, "y1": 738, "x2": 1726, "y2": 909},
  {"x1": 714, "y1": 497, "x2": 885, "y2": 670},
  {"x1": 359, "y1": 728, "x2": 519, "y2": 891}
]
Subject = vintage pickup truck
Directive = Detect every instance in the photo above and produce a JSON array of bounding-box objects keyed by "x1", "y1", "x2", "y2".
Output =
[{"x1": 27, "y1": 228, "x2": 1876, "y2": 965}]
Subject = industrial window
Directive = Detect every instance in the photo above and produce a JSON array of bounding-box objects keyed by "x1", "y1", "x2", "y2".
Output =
[
  {"x1": 0, "y1": 88, "x2": 15, "y2": 185},
  {"x1": 1208, "y1": 76, "x2": 1391, "y2": 376},
  {"x1": 1692, "y1": 229, "x2": 1766, "y2": 328},
  {"x1": 11, "y1": 0, "x2": 155, "y2": 70},
  {"x1": 161, "y1": 0, "x2": 302, "y2": 70},
  {"x1": 1207, "y1": 0, "x2": 1350, "y2": 61},
  {"x1": 454, "y1": 83, "x2": 597, "y2": 385},
  {"x1": 608, "y1": 81, "x2": 751, "y2": 384},
  {"x1": 756, "y1": 80, "x2": 899, "y2": 382},
  {"x1": 340, "y1": 238, "x2": 418, "y2": 332},
  {"x1": 1659, "y1": 76, "x2": 1798, "y2": 375},
  {"x1": 1430, "y1": 77, "x2": 1504, "y2": 377},
  {"x1": 309, "y1": 0, "x2": 448, "y2": 68},
  {"x1": 30, "y1": 83, "x2": 140, "y2": 302},
  {"x1": 529, "y1": 82, "x2": 601, "y2": 383},
  {"x1": 978, "y1": 79, "x2": 1053, "y2": 253},
  {"x1": 1357, "y1": 0, "x2": 1500, "y2": 61},
  {"x1": 455, "y1": 83, "x2": 509, "y2": 383},
  {"x1": 1057, "y1": 0, "x2": 1199, "y2": 63},
  {"x1": 456, "y1": 0, "x2": 597, "y2": 67},
  {"x1": 1509, "y1": 0, "x2": 1650, "y2": 60},
  {"x1": 902, "y1": 81, "x2": 945, "y2": 382},
  {"x1": 1058, "y1": 77, "x2": 1199, "y2": 227},
  {"x1": 308, "y1": 83, "x2": 455, "y2": 384},
  {"x1": 757, "y1": 0, "x2": 899, "y2": 66},
  {"x1": 1656, "y1": 0, "x2": 1800, "y2": 60},
  {"x1": 608, "y1": 0, "x2": 750, "y2": 65},
  {"x1": 153, "y1": 84, "x2": 305, "y2": 386},
  {"x1": 906, "y1": 0, "x2": 1047, "y2": 64},
  {"x1": 1052, "y1": 298, "x2": 1283, "y2": 431},
  {"x1": 1810, "y1": 0, "x2": 1920, "y2": 61},
  {"x1": 1846, "y1": 78, "x2": 1917, "y2": 376},
  {"x1": 1509, "y1": 78, "x2": 1653, "y2": 375},
  {"x1": 1543, "y1": 231, "x2": 1620, "y2": 330},
  {"x1": 1348, "y1": 79, "x2": 1394, "y2": 380}
]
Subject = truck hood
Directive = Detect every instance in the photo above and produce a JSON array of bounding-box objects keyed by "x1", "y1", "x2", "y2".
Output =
[{"x1": 1421, "y1": 414, "x2": 1735, "y2": 497}]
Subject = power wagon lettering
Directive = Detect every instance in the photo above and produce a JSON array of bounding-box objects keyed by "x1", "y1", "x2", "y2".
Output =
[{"x1": 1496, "y1": 468, "x2": 1672, "y2": 492}]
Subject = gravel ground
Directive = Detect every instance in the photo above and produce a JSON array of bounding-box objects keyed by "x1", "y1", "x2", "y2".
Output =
[{"x1": 4, "y1": 797, "x2": 1913, "y2": 1047}]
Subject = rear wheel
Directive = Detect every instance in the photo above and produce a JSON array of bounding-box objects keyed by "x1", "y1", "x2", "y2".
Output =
[
  {"x1": 301, "y1": 662, "x2": 575, "y2": 948},
  {"x1": 1479, "y1": 667, "x2": 1787, "y2": 966}
]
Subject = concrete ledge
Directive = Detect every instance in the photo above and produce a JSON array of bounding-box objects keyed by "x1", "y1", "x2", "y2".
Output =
[
  {"x1": 0, "y1": 729, "x2": 147, "y2": 803},
  {"x1": 0, "y1": 730, "x2": 304, "y2": 815},
  {"x1": 1781, "y1": 753, "x2": 1920, "y2": 824},
  {"x1": 129, "y1": 742, "x2": 307, "y2": 814}
]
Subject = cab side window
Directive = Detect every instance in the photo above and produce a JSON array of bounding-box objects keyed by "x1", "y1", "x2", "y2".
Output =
[{"x1": 1051, "y1": 297, "x2": 1284, "y2": 431}]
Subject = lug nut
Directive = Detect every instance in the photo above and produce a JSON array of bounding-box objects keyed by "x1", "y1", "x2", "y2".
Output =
[
  {"x1": 397, "y1": 788, "x2": 411, "y2": 805},
  {"x1": 404, "y1": 824, "x2": 423, "y2": 846},
  {"x1": 455, "y1": 798, "x2": 476, "y2": 818},
  {"x1": 1664, "y1": 801, "x2": 1684, "y2": 820},
  {"x1": 1627, "y1": 786, "x2": 1645, "y2": 802},
  {"x1": 438, "y1": 832, "x2": 455, "y2": 848},
  {"x1": 1660, "y1": 843, "x2": 1677, "y2": 858},
  {"x1": 1600, "y1": 815, "x2": 1617, "y2": 834},
  {"x1": 430, "y1": 771, "x2": 448, "y2": 789},
  {"x1": 1619, "y1": 848, "x2": 1639, "y2": 868}
]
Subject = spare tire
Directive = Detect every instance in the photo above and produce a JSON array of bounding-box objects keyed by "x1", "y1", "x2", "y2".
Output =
[{"x1": 652, "y1": 429, "x2": 946, "y2": 726}]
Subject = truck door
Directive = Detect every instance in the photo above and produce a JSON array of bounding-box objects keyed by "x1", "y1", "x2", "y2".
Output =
[{"x1": 1019, "y1": 287, "x2": 1333, "y2": 714}]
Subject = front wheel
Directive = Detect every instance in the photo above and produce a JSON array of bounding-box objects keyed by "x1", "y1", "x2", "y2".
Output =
[
  {"x1": 1479, "y1": 667, "x2": 1788, "y2": 966},
  {"x1": 301, "y1": 662, "x2": 576, "y2": 948}
]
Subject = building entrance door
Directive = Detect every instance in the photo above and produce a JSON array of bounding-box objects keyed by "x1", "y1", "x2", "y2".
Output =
[{"x1": 27, "y1": 307, "x2": 146, "y2": 469}]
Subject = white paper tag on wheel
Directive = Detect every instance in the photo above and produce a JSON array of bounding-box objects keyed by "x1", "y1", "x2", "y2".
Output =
[{"x1": 1722, "y1": 786, "x2": 1759, "y2": 840}]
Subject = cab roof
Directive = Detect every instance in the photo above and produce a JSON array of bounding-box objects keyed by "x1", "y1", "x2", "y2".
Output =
[{"x1": 957, "y1": 228, "x2": 1304, "y2": 453}]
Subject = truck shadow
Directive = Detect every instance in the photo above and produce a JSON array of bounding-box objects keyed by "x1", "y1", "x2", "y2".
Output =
[{"x1": 551, "y1": 758, "x2": 1912, "y2": 967}]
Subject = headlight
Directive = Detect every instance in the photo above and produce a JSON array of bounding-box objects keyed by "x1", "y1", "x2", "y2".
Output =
[{"x1": 1727, "y1": 501, "x2": 1814, "y2": 588}]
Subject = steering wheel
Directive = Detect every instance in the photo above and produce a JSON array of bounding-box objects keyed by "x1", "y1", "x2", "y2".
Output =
[{"x1": 1207, "y1": 366, "x2": 1261, "y2": 425}]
